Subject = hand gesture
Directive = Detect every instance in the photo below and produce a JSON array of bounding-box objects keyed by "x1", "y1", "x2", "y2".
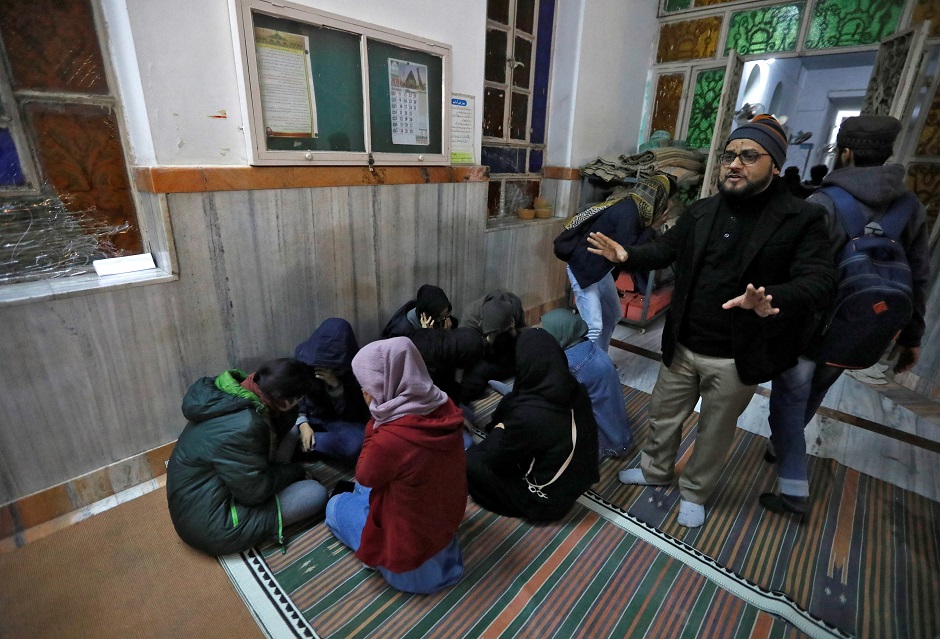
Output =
[
  {"x1": 314, "y1": 367, "x2": 341, "y2": 389},
  {"x1": 587, "y1": 231, "x2": 628, "y2": 263},
  {"x1": 722, "y1": 283, "x2": 779, "y2": 318},
  {"x1": 299, "y1": 421, "x2": 316, "y2": 452},
  {"x1": 419, "y1": 312, "x2": 434, "y2": 329}
]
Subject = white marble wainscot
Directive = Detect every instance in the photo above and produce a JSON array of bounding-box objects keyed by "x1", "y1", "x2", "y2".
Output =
[{"x1": 539, "y1": 177, "x2": 581, "y2": 219}]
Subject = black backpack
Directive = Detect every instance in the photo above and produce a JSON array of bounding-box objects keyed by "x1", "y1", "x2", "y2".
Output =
[{"x1": 817, "y1": 186, "x2": 917, "y2": 369}]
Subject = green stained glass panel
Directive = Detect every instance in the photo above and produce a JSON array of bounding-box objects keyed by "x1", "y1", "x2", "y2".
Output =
[
  {"x1": 724, "y1": 3, "x2": 803, "y2": 56},
  {"x1": 686, "y1": 68, "x2": 725, "y2": 149},
  {"x1": 805, "y1": 0, "x2": 904, "y2": 49},
  {"x1": 664, "y1": 0, "x2": 693, "y2": 11}
]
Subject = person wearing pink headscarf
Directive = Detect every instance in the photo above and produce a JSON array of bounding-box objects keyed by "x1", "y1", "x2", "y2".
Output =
[{"x1": 324, "y1": 337, "x2": 467, "y2": 594}]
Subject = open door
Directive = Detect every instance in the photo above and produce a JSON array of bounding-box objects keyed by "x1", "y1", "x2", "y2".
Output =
[
  {"x1": 862, "y1": 22, "x2": 930, "y2": 119},
  {"x1": 699, "y1": 51, "x2": 744, "y2": 199}
]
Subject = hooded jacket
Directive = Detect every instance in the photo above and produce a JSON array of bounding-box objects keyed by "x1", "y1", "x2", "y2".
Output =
[
  {"x1": 166, "y1": 370, "x2": 305, "y2": 555},
  {"x1": 808, "y1": 163, "x2": 929, "y2": 348},
  {"x1": 409, "y1": 326, "x2": 485, "y2": 402},
  {"x1": 294, "y1": 319, "x2": 370, "y2": 425},
  {"x1": 355, "y1": 400, "x2": 467, "y2": 573}
]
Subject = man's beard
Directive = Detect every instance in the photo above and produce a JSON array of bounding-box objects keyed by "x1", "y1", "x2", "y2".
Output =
[{"x1": 717, "y1": 169, "x2": 774, "y2": 200}]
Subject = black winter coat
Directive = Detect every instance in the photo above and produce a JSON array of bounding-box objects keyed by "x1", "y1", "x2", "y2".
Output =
[{"x1": 627, "y1": 179, "x2": 836, "y2": 385}]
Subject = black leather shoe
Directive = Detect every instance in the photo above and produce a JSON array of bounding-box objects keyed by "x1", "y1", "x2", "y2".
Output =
[{"x1": 759, "y1": 492, "x2": 806, "y2": 516}]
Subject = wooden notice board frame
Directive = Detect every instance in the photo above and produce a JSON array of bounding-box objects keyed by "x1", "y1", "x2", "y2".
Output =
[{"x1": 231, "y1": 0, "x2": 452, "y2": 166}]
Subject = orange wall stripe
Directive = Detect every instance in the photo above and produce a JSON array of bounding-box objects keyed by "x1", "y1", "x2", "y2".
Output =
[
  {"x1": 543, "y1": 166, "x2": 581, "y2": 180},
  {"x1": 134, "y1": 165, "x2": 489, "y2": 193}
]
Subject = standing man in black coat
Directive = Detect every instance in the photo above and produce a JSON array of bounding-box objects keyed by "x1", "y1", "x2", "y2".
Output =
[{"x1": 587, "y1": 115, "x2": 835, "y2": 528}]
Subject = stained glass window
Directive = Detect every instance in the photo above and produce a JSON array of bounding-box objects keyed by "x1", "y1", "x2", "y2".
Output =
[
  {"x1": 724, "y1": 3, "x2": 803, "y2": 56},
  {"x1": 664, "y1": 0, "x2": 692, "y2": 11},
  {"x1": 805, "y1": 0, "x2": 904, "y2": 50},
  {"x1": 915, "y1": 82, "x2": 940, "y2": 158},
  {"x1": 650, "y1": 73, "x2": 685, "y2": 139},
  {"x1": 686, "y1": 68, "x2": 725, "y2": 149},
  {"x1": 905, "y1": 163, "x2": 939, "y2": 235},
  {"x1": 696, "y1": 0, "x2": 740, "y2": 5},
  {"x1": 911, "y1": 0, "x2": 940, "y2": 38},
  {"x1": 657, "y1": 16, "x2": 722, "y2": 63}
]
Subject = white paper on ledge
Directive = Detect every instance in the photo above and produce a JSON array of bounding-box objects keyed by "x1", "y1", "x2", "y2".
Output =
[{"x1": 93, "y1": 253, "x2": 156, "y2": 276}]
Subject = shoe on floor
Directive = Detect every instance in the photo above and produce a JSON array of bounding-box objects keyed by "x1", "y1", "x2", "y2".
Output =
[
  {"x1": 619, "y1": 468, "x2": 671, "y2": 486},
  {"x1": 677, "y1": 500, "x2": 705, "y2": 528},
  {"x1": 759, "y1": 492, "x2": 807, "y2": 516}
]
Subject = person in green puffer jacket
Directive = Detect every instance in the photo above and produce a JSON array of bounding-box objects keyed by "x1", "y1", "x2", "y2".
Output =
[{"x1": 167, "y1": 358, "x2": 328, "y2": 555}]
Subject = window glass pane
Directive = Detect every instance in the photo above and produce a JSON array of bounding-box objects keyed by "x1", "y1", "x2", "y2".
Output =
[
  {"x1": 515, "y1": 0, "x2": 536, "y2": 34},
  {"x1": 530, "y1": 0, "x2": 554, "y2": 145},
  {"x1": 529, "y1": 148, "x2": 543, "y2": 173},
  {"x1": 488, "y1": 0, "x2": 510, "y2": 24},
  {"x1": 664, "y1": 0, "x2": 692, "y2": 11},
  {"x1": 483, "y1": 88, "x2": 506, "y2": 138},
  {"x1": 487, "y1": 179, "x2": 502, "y2": 217},
  {"x1": 512, "y1": 37, "x2": 532, "y2": 89},
  {"x1": 686, "y1": 68, "x2": 725, "y2": 149},
  {"x1": 485, "y1": 29, "x2": 508, "y2": 83},
  {"x1": 805, "y1": 0, "x2": 904, "y2": 49},
  {"x1": 0, "y1": 127, "x2": 25, "y2": 186},
  {"x1": 656, "y1": 17, "x2": 722, "y2": 63},
  {"x1": 915, "y1": 82, "x2": 940, "y2": 157},
  {"x1": 0, "y1": 0, "x2": 109, "y2": 94},
  {"x1": 696, "y1": 0, "x2": 739, "y2": 5},
  {"x1": 650, "y1": 73, "x2": 685, "y2": 140},
  {"x1": 24, "y1": 102, "x2": 142, "y2": 254},
  {"x1": 482, "y1": 145, "x2": 525, "y2": 173},
  {"x1": 510, "y1": 92, "x2": 529, "y2": 140},
  {"x1": 725, "y1": 3, "x2": 803, "y2": 56}
]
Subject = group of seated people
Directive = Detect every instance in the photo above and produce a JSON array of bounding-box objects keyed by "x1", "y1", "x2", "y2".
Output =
[{"x1": 166, "y1": 285, "x2": 634, "y2": 595}]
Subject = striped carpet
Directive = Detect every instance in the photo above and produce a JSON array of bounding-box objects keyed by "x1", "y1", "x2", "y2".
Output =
[{"x1": 221, "y1": 385, "x2": 940, "y2": 639}]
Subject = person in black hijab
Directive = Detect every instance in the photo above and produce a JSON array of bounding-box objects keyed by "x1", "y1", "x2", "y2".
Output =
[
  {"x1": 382, "y1": 284, "x2": 457, "y2": 338},
  {"x1": 409, "y1": 326, "x2": 486, "y2": 404},
  {"x1": 465, "y1": 329, "x2": 599, "y2": 522}
]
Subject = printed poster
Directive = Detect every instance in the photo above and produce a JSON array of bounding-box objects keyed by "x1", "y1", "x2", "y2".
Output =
[
  {"x1": 388, "y1": 58, "x2": 429, "y2": 146},
  {"x1": 254, "y1": 28, "x2": 317, "y2": 138},
  {"x1": 450, "y1": 94, "x2": 475, "y2": 164}
]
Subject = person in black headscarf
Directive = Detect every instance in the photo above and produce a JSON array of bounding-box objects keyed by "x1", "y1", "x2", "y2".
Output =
[
  {"x1": 382, "y1": 284, "x2": 457, "y2": 339},
  {"x1": 459, "y1": 289, "x2": 527, "y2": 401},
  {"x1": 409, "y1": 326, "x2": 486, "y2": 404},
  {"x1": 465, "y1": 329, "x2": 599, "y2": 522}
]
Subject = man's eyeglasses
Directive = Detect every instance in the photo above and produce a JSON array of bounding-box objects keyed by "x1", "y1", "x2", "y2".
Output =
[{"x1": 718, "y1": 150, "x2": 770, "y2": 166}]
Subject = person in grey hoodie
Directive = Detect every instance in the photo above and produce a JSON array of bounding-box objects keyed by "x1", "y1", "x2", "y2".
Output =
[{"x1": 762, "y1": 115, "x2": 930, "y2": 518}]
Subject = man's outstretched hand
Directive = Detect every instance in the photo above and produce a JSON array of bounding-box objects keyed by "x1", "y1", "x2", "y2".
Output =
[
  {"x1": 587, "y1": 231, "x2": 628, "y2": 263},
  {"x1": 722, "y1": 283, "x2": 779, "y2": 318}
]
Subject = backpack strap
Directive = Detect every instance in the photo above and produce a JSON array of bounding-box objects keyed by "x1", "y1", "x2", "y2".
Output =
[
  {"x1": 819, "y1": 186, "x2": 866, "y2": 239},
  {"x1": 820, "y1": 185, "x2": 916, "y2": 241},
  {"x1": 874, "y1": 191, "x2": 917, "y2": 240}
]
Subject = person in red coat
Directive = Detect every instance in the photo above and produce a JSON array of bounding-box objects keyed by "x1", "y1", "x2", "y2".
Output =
[{"x1": 324, "y1": 336, "x2": 467, "y2": 594}]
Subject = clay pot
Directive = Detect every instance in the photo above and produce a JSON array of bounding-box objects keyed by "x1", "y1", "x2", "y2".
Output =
[
  {"x1": 534, "y1": 206, "x2": 553, "y2": 218},
  {"x1": 517, "y1": 207, "x2": 536, "y2": 219}
]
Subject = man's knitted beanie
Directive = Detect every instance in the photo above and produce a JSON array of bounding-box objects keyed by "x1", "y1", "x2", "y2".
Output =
[
  {"x1": 726, "y1": 114, "x2": 788, "y2": 168},
  {"x1": 836, "y1": 115, "x2": 901, "y2": 151}
]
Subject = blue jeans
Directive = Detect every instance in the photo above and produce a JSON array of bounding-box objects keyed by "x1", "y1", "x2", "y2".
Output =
[
  {"x1": 325, "y1": 484, "x2": 463, "y2": 594},
  {"x1": 769, "y1": 358, "x2": 844, "y2": 497},
  {"x1": 567, "y1": 266, "x2": 621, "y2": 353}
]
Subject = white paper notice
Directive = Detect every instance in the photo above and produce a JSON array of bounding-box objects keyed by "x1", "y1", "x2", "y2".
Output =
[
  {"x1": 254, "y1": 28, "x2": 317, "y2": 138},
  {"x1": 388, "y1": 58, "x2": 429, "y2": 146},
  {"x1": 450, "y1": 94, "x2": 475, "y2": 164}
]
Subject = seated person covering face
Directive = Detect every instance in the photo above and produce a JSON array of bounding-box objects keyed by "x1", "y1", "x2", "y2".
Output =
[
  {"x1": 459, "y1": 290, "x2": 527, "y2": 401},
  {"x1": 325, "y1": 337, "x2": 467, "y2": 595},
  {"x1": 276, "y1": 318, "x2": 370, "y2": 461},
  {"x1": 382, "y1": 284, "x2": 457, "y2": 339},
  {"x1": 541, "y1": 309, "x2": 632, "y2": 459},
  {"x1": 409, "y1": 326, "x2": 486, "y2": 405},
  {"x1": 465, "y1": 329, "x2": 600, "y2": 522},
  {"x1": 167, "y1": 359, "x2": 328, "y2": 555}
]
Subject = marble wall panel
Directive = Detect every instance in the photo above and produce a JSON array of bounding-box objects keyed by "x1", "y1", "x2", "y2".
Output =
[{"x1": 0, "y1": 181, "x2": 489, "y2": 503}]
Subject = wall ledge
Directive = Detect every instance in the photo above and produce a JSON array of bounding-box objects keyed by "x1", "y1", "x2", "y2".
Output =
[
  {"x1": 134, "y1": 165, "x2": 489, "y2": 193},
  {"x1": 543, "y1": 166, "x2": 581, "y2": 180}
]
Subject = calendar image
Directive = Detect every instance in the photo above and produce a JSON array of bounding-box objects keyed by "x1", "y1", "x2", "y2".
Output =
[{"x1": 388, "y1": 58, "x2": 430, "y2": 146}]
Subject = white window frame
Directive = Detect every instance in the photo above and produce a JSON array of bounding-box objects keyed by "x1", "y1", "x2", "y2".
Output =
[{"x1": 230, "y1": 0, "x2": 452, "y2": 166}]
